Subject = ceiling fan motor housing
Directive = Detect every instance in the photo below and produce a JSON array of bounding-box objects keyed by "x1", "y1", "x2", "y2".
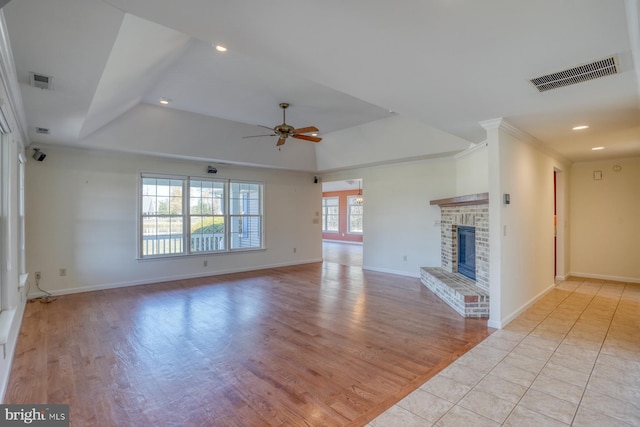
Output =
[{"x1": 275, "y1": 124, "x2": 294, "y2": 137}]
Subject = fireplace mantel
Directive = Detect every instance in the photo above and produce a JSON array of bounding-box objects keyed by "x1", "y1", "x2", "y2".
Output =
[{"x1": 430, "y1": 192, "x2": 488, "y2": 207}]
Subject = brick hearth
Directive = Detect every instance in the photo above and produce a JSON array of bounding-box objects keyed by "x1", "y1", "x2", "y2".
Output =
[{"x1": 420, "y1": 267, "x2": 489, "y2": 318}]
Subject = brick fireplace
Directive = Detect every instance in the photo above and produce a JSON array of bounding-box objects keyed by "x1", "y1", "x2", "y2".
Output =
[{"x1": 420, "y1": 193, "x2": 490, "y2": 318}]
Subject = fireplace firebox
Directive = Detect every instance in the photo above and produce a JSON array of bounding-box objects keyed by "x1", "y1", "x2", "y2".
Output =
[{"x1": 457, "y1": 226, "x2": 476, "y2": 280}]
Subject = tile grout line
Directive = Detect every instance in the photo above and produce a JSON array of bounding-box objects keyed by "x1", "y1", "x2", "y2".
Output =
[
  {"x1": 431, "y1": 282, "x2": 578, "y2": 426},
  {"x1": 452, "y1": 279, "x2": 607, "y2": 426},
  {"x1": 493, "y1": 281, "x2": 595, "y2": 426},
  {"x1": 569, "y1": 282, "x2": 626, "y2": 426}
]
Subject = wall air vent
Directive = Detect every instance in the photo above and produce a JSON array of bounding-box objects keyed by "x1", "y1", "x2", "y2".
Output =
[
  {"x1": 35, "y1": 127, "x2": 50, "y2": 135},
  {"x1": 530, "y1": 56, "x2": 618, "y2": 92},
  {"x1": 29, "y1": 72, "x2": 53, "y2": 90}
]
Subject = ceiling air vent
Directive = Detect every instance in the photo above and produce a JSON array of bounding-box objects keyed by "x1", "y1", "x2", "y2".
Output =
[
  {"x1": 530, "y1": 56, "x2": 618, "y2": 92},
  {"x1": 35, "y1": 127, "x2": 50, "y2": 135},
  {"x1": 29, "y1": 72, "x2": 53, "y2": 90}
]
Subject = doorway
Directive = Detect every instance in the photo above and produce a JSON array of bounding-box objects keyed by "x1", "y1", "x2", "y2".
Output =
[{"x1": 321, "y1": 179, "x2": 363, "y2": 266}]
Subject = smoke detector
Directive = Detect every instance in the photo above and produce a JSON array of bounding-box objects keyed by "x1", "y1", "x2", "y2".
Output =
[
  {"x1": 29, "y1": 72, "x2": 53, "y2": 90},
  {"x1": 530, "y1": 56, "x2": 619, "y2": 92}
]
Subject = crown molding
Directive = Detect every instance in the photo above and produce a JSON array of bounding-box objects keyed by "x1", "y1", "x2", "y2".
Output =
[
  {"x1": 478, "y1": 117, "x2": 571, "y2": 165},
  {"x1": 454, "y1": 141, "x2": 488, "y2": 160}
]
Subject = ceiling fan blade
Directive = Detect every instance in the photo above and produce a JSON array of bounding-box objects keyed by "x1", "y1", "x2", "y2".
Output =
[
  {"x1": 242, "y1": 134, "x2": 276, "y2": 139},
  {"x1": 276, "y1": 137, "x2": 287, "y2": 146},
  {"x1": 292, "y1": 134, "x2": 322, "y2": 143},
  {"x1": 292, "y1": 126, "x2": 319, "y2": 134},
  {"x1": 258, "y1": 125, "x2": 275, "y2": 131}
]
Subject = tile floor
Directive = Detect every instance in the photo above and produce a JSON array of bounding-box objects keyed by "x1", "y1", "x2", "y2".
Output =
[{"x1": 368, "y1": 277, "x2": 640, "y2": 426}]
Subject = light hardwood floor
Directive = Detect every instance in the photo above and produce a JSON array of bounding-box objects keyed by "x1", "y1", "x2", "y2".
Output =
[{"x1": 6, "y1": 245, "x2": 491, "y2": 426}]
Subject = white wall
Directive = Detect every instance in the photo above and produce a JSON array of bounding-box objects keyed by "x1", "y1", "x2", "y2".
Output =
[
  {"x1": 455, "y1": 142, "x2": 489, "y2": 195},
  {"x1": 485, "y1": 120, "x2": 571, "y2": 328},
  {"x1": 323, "y1": 157, "x2": 457, "y2": 277},
  {"x1": 569, "y1": 157, "x2": 640, "y2": 282},
  {"x1": 25, "y1": 145, "x2": 322, "y2": 295}
]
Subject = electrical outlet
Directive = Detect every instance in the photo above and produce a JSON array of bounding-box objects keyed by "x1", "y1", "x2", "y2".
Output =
[
  {"x1": 203, "y1": 260, "x2": 208, "y2": 267},
  {"x1": 59, "y1": 268, "x2": 67, "y2": 277},
  {"x1": 35, "y1": 271, "x2": 41, "y2": 280},
  {"x1": 293, "y1": 247, "x2": 297, "y2": 253}
]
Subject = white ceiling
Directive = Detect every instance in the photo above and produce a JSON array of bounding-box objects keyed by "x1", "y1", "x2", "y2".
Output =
[{"x1": 3, "y1": 0, "x2": 640, "y2": 171}]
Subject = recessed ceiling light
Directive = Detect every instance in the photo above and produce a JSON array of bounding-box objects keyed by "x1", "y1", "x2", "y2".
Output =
[
  {"x1": 572, "y1": 125, "x2": 589, "y2": 130},
  {"x1": 592, "y1": 146, "x2": 605, "y2": 151},
  {"x1": 160, "y1": 97, "x2": 170, "y2": 105},
  {"x1": 311, "y1": 133, "x2": 318, "y2": 136},
  {"x1": 214, "y1": 45, "x2": 227, "y2": 52}
]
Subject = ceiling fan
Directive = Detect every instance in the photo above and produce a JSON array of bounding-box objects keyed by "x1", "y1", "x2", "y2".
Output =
[{"x1": 244, "y1": 103, "x2": 322, "y2": 147}]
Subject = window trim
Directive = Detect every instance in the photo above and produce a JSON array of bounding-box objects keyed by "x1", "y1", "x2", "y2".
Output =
[{"x1": 138, "y1": 173, "x2": 264, "y2": 260}]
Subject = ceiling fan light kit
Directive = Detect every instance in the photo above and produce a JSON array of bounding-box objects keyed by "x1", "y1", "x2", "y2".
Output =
[{"x1": 244, "y1": 103, "x2": 322, "y2": 147}]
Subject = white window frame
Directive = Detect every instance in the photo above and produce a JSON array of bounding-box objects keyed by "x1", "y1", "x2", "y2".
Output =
[
  {"x1": 0, "y1": 133, "x2": 7, "y2": 310},
  {"x1": 229, "y1": 181, "x2": 263, "y2": 251},
  {"x1": 346, "y1": 195, "x2": 363, "y2": 234},
  {"x1": 322, "y1": 197, "x2": 339, "y2": 232},
  {"x1": 18, "y1": 154, "x2": 26, "y2": 278},
  {"x1": 139, "y1": 173, "x2": 264, "y2": 259},
  {"x1": 189, "y1": 178, "x2": 227, "y2": 253},
  {"x1": 140, "y1": 174, "x2": 187, "y2": 257}
]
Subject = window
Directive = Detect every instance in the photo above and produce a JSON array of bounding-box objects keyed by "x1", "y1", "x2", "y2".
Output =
[
  {"x1": 140, "y1": 174, "x2": 263, "y2": 258},
  {"x1": 347, "y1": 196, "x2": 363, "y2": 234},
  {"x1": 230, "y1": 182, "x2": 262, "y2": 250},
  {"x1": 190, "y1": 179, "x2": 225, "y2": 252},
  {"x1": 322, "y1": 197, "x2": 339, "y2": 232},
  {"x1": 141, "y1": 176, "x2": 185, "y2": 256},
  {"x1": 0, "y1": 133, "x2": 7, "y2": 309},
  {"x1": 18, "y1": 156, "x2": 26, "y2": 277}
]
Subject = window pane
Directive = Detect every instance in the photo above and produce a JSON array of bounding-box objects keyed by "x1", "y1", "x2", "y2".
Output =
[
  {"x1": 230, "y1": 215, "x2": 261, "y2": 249},
  {"x1": 230, "y1": 182, "x2": 260, "y2": 215},
  {"x1": 190, "y1": 216, "x2": 226, "y2": 252},
  {"x1": 141, "y1": 177, "x2": 185, "y2": 257}
]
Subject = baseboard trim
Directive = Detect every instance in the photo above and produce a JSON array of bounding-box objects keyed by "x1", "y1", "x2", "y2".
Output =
[
  {"x1": 27, "y1": 259, "x2": 323, "y2": 298},
  {"x1": 362, "y1": 265, "x2": 420, "y2": 278},
  {"x1": 322, "y1": 239, "x2": 363, "y2": 245},
  {"x1": 568, "y1": 272, "x2": 640, "y2": 284},
  {"x1": 490, "y1": 281, "x2": 557, "y2": 329},
  {"x1": 487, "y1": 319, "x2": 502, "y2": 329}
]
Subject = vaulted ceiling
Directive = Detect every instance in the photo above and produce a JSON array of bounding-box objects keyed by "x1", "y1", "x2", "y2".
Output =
[{"x1": 4, "y1": 0, "x2": 640, "y2": 171}]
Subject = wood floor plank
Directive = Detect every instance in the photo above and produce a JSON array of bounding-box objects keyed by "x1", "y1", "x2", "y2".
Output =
[{"x1": 6, "y1": 244, "x2": 492, "y2": 426}]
